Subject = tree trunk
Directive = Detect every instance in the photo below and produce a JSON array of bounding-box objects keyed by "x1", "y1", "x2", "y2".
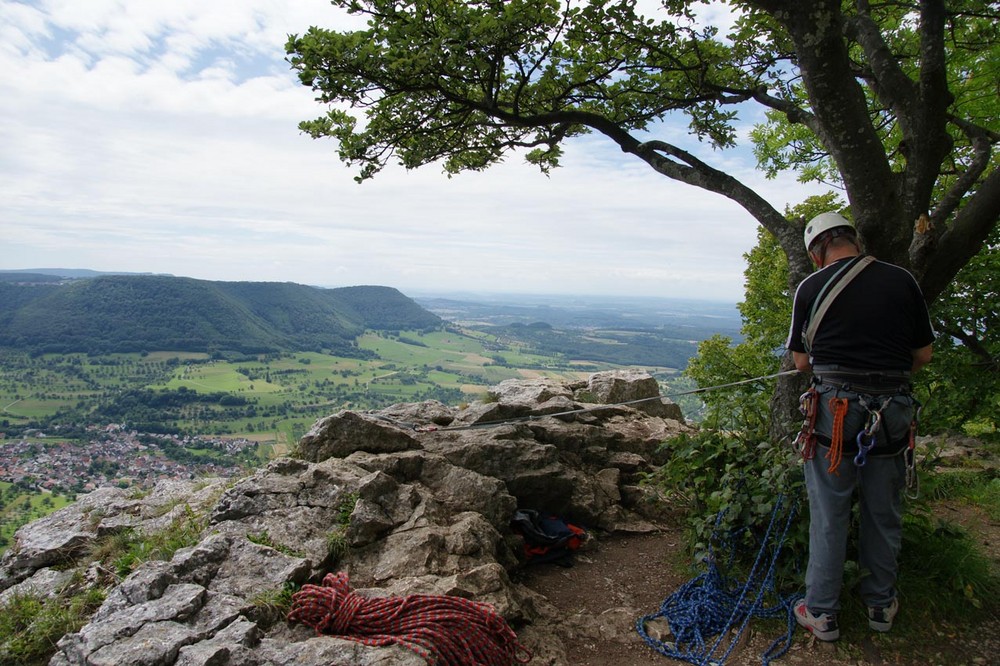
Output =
[{"x1": 769, "y1": 354, "x2": 810, "y2": 445}]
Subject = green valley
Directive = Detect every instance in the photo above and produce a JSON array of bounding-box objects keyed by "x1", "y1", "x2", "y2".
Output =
[
  {"x1": 0, "y1": 278, "x2": 738, "y2": 552},
  {"x1": 0, "y1": 327, "x2": 662, "y2": 449}
]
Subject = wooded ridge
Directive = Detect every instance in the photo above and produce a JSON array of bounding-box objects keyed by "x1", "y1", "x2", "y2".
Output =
[{"x1": 0, "y1": 275, "x2": 441, "y2": 356}]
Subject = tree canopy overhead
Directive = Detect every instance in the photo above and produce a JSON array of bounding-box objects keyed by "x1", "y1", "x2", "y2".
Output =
[{"x1": 286, "y1": 0, "x2": 998, "y2": 302}]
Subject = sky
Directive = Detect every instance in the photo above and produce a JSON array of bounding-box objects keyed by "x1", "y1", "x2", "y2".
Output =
[{"x1": 0, "y1": 0, "x2": 825, "y2": 303}]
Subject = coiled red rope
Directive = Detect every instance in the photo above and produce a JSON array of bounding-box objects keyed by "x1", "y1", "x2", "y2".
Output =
[{"x1": 287, "y1": 572, "x2": 532, "y2": 665}]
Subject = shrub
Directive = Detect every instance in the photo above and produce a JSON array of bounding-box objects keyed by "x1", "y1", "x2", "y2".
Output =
[{"x1": 653, "y1": 430, "x2": 807, "y2": 586}]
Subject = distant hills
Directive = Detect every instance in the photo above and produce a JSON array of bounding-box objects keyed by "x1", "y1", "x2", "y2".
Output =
[{"x1": 0, "y1": 272, "x2": 441, "y2": 356}]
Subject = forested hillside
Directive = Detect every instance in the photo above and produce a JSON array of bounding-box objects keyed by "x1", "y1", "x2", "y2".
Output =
[{"x1": 0, "y1": 276, "x2": 441, "y2": 356}]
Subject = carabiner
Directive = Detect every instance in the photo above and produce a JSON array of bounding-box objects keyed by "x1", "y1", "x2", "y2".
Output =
[
  {"x1": 863, "y1": 409, "x2": 882, "y2": 437},
  {"x1": 854, "y1": 430, "x2": 875, "y2": 467},
  {"x1": 904, "y1": 446, "x2": 919, "y2": 499},
  {"x1": 798, "y1": 390, "x2": 816, "y2": 417}
]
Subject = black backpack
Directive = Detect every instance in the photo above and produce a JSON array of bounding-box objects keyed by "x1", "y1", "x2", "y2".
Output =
[{"x1": 510, "y1": 509, "x2": 587, "y2": 567}]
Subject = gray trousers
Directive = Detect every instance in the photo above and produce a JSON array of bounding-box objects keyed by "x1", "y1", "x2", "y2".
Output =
[{"x1": 804, "y1": 445, "x2": 905, "y2": 614}]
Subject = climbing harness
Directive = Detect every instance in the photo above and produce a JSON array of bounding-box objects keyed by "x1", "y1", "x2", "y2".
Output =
[
  {"x1": 795, "y1": 365, "x2": 923, "y2": 478},
  {"x1": 287, "y1": 571, "x2": 531, "y2": 666},
  {"x1": 636, "y1": 495, "x2": 799, "y2": 666}
]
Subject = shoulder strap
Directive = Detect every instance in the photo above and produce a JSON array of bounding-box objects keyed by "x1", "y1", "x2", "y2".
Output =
[{"x1": 803, "y1": 255, "x2": 876, "y2": 352}]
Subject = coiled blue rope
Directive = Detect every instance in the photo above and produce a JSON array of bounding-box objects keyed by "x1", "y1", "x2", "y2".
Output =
[{"x1": 636, "y1": 494, "x2": 799, "y2": 666}]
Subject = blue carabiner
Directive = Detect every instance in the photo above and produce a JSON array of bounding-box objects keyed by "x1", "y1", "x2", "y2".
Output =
[{"x1": 855, "y1": 430, "x2": 875, "y2": 467}]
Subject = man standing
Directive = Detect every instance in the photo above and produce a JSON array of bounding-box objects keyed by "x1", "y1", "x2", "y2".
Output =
[{"x1": 787, "y1": 212, "x2": 935, "y2": 641}]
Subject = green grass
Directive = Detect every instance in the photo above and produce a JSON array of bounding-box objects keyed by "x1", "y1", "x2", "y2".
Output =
[
  {"x1": 321, "y1": 491, "x2": 358, "y2": 566},
  {"x1": 0, "y1": 351, "x2": 179, "y2": 425},
  {"x1": 247, "y1": 583, "x2": 299, "y2": 629},
  {"x1": 0, "y1": 498, "x2": 211, "y2": 663},
  {"x1": 0, "y1": 587, "x2": 106, "y2": 665},
  {"x1": 246, "y1": 531, "x2": 304, "y2": 558},
  {"x1": 162, "y1": 364, "x2": 262, "y2": 393},
  {"x1": 923, "y1": 468, "x2": 1000, "y2": 520},
  {"x1": 103, "y1": 505, "x2": 206, "y2": 578},
  {"x1": 784, "y1": 466, "x2": 1000, "y2": 657},
  {"x1": 816, "y1": 511, "x2": 999, "y2": 663}
]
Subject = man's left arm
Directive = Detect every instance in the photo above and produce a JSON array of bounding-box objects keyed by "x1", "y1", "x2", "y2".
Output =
[{"x1": 911, "y1": 344, "x2": 932, "y2": 373}]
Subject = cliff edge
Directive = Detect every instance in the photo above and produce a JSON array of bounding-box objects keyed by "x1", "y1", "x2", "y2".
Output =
[{"x1": 0, "y1": 370, "x2": 691, "y2": 665}]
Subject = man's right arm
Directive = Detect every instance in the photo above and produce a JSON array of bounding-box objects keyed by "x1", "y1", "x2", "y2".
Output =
[{"x1": 793, "y1": 351, "x2": 812, "y2": 374}]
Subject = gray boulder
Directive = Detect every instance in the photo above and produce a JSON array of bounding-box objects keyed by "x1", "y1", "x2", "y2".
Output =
[
  {"x1": 297, "y1": 411, "x2": 422, "y2": 462},
  {"x1": 587, "y1": 369, "x2": 685, "y2": 420}
]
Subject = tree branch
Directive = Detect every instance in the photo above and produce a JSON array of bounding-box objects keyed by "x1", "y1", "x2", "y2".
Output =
[
  {"x1": 936, "y1": 324, "x2": 999, "y2": 371},
  {"x1": 920, "y1": 166, "x2": 1000, "y2": 301},
  {"x1": 843, "y1": 11, "x2": 918, "y2": 115},
  {"x1": 633, "y1": 139, "x2": 805, "y2": 272},
  {"x1": 747, "y1": 87, "x2": 821, "y2": 133}
]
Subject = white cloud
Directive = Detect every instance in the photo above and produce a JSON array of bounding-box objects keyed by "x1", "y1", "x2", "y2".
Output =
[{"x1": 0, "y1": 0, "x2": 820, "y2": 303}]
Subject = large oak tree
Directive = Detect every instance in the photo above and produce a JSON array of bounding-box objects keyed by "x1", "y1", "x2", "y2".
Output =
[{"x1": 286, "y1": 0, "x2": 998, "y2": 434}]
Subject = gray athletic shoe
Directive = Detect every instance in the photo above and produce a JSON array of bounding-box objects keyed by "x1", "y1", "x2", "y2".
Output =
[
  {"x1": 868, "y1": 597, "x2": 899, "y2": 632},
  {"x1": 794, "y1": 599, "x2": 840, "y2": 641}
]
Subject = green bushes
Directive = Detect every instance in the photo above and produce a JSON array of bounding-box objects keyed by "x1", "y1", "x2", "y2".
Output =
[{"x1": 654, "y1": 430, "x2": 807, "y2": 584}]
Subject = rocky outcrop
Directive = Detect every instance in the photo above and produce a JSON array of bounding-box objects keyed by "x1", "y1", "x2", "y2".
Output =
[{"x1": 0, "y1": 371, "x2": 690, "y2": 665}]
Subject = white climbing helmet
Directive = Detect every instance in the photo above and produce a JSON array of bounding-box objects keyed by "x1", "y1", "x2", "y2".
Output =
[{"x1": 804, "y1": 212, "x2": 855, "y2": 252}]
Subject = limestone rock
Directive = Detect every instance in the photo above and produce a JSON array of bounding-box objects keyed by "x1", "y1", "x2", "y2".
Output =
[
  {"x1": 587, "y1": 369, "x2": 685, "y2": 420},
  {"x1": 489, "y1": 377, "x2": 574, "y2": 406},
  {"x1": 0, "y1": 480, "x2": 226, "y2": 594},
  {"x1": 298, "y1": 410, "x2": 422, "y2": 462},
  {"x1": 375, "y1": 399, "x2": 456, "y2": 427},
  {"x1": 0, "y1": 566, "x2": 75, "y2": 604}
]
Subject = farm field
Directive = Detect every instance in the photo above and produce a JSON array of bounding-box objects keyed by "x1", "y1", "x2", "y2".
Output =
[{"x1": 0, "y1": 326, "x2": 661, "y2": 449}]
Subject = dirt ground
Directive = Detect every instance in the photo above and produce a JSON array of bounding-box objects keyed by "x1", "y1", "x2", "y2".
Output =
[{"x1": 514, "y1": 505, "x2": 999, "y2": 666}]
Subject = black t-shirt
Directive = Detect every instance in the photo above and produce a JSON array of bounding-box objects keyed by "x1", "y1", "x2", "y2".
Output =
[{"x1": 787, "y1": 256, "x2": 935, "y2": 371}]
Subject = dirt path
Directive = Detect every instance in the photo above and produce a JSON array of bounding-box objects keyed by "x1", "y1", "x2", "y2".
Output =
[{"x1": 515, "y1": 515, "x2": 999, "y2": 666}]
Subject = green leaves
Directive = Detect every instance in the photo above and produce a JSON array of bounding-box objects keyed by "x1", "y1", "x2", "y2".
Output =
[
  {"x1": 918, "y1": 226, "x2": 1000, "y2": 438},
  {"x1": 286, "y1": 0, "x2": 745, "y2": 179}
]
